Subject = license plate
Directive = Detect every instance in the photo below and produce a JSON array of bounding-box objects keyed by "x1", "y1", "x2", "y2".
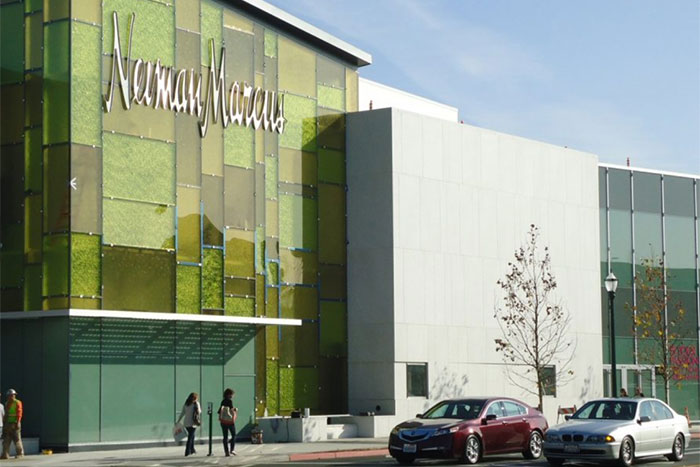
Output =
[
  {"x1": 564, "y1": 444, "x2": 580, "y2": 453},
  {"x1": 403, "y1": 444, "x2": 417, "y2": 453}
]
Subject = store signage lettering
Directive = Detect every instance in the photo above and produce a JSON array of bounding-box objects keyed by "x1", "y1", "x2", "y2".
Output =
[{"x1": 103, "y1": 12, "x2": 286, "y2": 138}]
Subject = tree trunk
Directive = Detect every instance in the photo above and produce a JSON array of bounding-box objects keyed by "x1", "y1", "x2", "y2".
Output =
[{"x1": 664, "y1": 376, "x2": 671, "y2": 404}]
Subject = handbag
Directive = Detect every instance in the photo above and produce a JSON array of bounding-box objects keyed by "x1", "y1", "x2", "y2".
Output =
[
  {"x1": 219, "y1": 406, "x2": 236, "y2": 425},
  {"x1": 193, "y1": 404, "x2": 202, "y2": 426}
]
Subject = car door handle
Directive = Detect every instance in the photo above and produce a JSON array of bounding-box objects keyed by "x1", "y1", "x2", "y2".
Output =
[
  {"x1": 522, "y1": 418, "x2": 527, "y2": 422},
  {"x1": 502, "y1": 421, "x2": 508, "y2": 425}
]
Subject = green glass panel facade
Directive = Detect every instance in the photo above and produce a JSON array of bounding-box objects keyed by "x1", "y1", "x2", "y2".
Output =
[
  {"x1": 71, "y1": 233, "x2": 101, "y2": 298},
  {"x1": 176, "y1": 264, "x2": 200, "y2": 314},
  {"x1": 203, "y1": 248, "x2": 224, "y2": 310}
]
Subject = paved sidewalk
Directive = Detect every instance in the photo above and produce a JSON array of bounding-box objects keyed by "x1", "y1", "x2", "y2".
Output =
[{"x1": 5, "y1": 438, "x2": 389, "y2": 466}]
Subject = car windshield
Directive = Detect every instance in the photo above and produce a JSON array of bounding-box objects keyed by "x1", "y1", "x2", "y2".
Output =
[
  {"x1": 422, "y1": 400, "x2": 486, "y2": 420},
  {"x1": 572, "y1": 400, "x2": 637, "y2": 421}
]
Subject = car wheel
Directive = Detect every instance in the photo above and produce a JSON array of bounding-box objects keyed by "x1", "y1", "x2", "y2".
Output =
[
  {"x1": 523, "y1": 431, "x2": 543, "y2": 459},
  {"x1": 546, "y1": 457, "x2": 564, "y2": 466},
  {"x1": 665, "y1": 433, "x2": 684, "y2": 462},
  {"x1": 461, "y1": 434, "x2": 481, "y2": 464},
  {"x1": 395, "y1": 454, "x2": 415, "y2": 465},
  {"x1": 618, "y1": 436, "x2": 634, "y2": 467}
]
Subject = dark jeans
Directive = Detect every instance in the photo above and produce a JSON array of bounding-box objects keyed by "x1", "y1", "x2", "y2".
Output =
[
  {"x1": 221, "y1": 423, "x2": 236, "y2": 454},
  {"x1": 185, "y1": 427, "x2": 196, "y2": 456}
]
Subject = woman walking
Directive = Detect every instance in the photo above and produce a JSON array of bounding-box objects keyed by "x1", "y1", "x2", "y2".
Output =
[
  {"x1": 218, "y1": 388, "x2": 238, "y2": 456},
  {"x1": 177, "y1": 392, "x2": 201, "y2": 457}
]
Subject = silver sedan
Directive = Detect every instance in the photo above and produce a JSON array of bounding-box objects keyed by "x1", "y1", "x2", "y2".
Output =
[{"x1": 543, "y1": 398, "x2": 690, "y2": 466}]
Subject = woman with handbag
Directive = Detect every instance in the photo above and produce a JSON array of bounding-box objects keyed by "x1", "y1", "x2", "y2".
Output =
[
  {"x1": 177, "y1": 392, "x2": 201, "y2": 457},
  {"x1": 218, "y1": 388, "x2": 237, "y2": 456}
]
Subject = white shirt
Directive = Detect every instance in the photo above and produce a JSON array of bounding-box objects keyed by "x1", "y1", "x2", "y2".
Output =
[{"x1": 180, "y1": 401, "x2": 201, "y2": 428}]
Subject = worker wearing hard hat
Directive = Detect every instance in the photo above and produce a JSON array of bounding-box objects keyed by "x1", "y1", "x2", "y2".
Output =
[{"x1": 1, "y1": 389, "x2": 23, "y2": 459}]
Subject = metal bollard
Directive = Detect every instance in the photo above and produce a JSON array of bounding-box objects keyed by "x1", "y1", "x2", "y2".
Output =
[{"x1": 207, "y1": 402, "x2": 213, "y2": 456}]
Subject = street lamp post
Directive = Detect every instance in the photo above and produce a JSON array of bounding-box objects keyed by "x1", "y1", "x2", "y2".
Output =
[{"x1": 605, "y1": 272, "x2": 619, "y2": 397}]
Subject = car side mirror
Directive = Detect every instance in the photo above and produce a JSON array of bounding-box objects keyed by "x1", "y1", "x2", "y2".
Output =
[
  {"x1": 415, "y1": 413, "x2": 423, "y2": 419},
  {"x1": 638, "y1": 416, "x2": 651, "y2": 424},
  {"x1": 564, "y1": 415, "x2": 571, "y2": 421},
  {"x1": 482, "y1": 414, "x2": 497, "y2": 424}
]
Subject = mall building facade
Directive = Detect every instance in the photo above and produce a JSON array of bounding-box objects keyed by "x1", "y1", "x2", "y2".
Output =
[{"x1": 0, "y1": 0, "x2": 698, "y2": 451}]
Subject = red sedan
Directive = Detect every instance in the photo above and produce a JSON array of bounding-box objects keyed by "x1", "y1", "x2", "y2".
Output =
[{"x1": 388, "y1": 397, "x2": 548, "y2": 464}]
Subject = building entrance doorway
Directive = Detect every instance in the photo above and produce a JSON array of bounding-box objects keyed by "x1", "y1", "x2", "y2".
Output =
[{"x1": 603, "y1": 364, "x2": 656, "y2": 398}]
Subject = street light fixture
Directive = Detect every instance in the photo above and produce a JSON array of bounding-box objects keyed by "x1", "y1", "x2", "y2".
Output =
[{"x1": 605, "y1": 272, "x2": 619, "y2": 396}]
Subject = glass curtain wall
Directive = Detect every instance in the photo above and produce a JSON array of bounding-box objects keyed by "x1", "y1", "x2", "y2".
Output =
[
  {"x1": 0, "y1": 0, "x2": 358, "y2": 417},
  {"x1": 600, "y1": 167, "x2": 700, "y2": 418}
]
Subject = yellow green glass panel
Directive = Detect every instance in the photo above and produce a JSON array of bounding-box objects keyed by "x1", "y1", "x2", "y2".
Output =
[
  {"x1": 280, "y1": 286, "x2": 317, "y2": 319},
  {"x1": 318, "y1": 148, "x2": 345, "y2": 184},
  {"x1": 317, "y1": 55, "x2": 344, "y2": 88},
  {"x1": 265, "y1": 325, "x2": 278, "y2": 357},
  {"x1": 24, "y1": 194, "x2": 41, "y2": 264},
  {"x1": 279, "y1": 94, "x2": 316, "y2": 151},
  {"x1": 70, "y1": 297, "x2": 101, "y2": 309},
  {"x1": 200, "y1": 0, "x2": 222, "y2": 64},
  {"x1": 225, "y1": 278, "x2": 255, "y2": 296},
  {"x1": 102, "y1": 88, "x2": 176, "y2": 141},
  {"x1": 24, "y1": 264, "x2": 41, "y2": 311},
  {"x1": 202, "y1": 248, "x2": 223, "y2": 309},
  {"x1": 345, "y1": 68, "x2": 358, "y2": 112},
  {"x1": 264, "y1": 29, "x2": 276, "y2": 58},
  {"x1": 202, "y1": 174, "x2": 223, "y2": 245},
  {"x1": 266, "y1": 261, "x2": 279, "y2": 286},
  {"x1": 224, "y1": 125, "x2": 254, "y2": 168},
  {"x1": 319, "y1": 264, "x2": 346, "y2": 300},
  {"x1": 71, "y1": 145, "x2": 102, "y2": 235},
  {"x1": 223, "y1": 9, "x2": 253, "y2": 32},
  {"x1": 317, "y1": 85, "x2": 344, "y2": 111},
  {"x1": 224, "y1": 27, "x2": 253, "y2": 83},
  {"x1": 225, "y1": 228, "x2": 254, "y2": 277},
  {"x1": 103, "y1": 134, "x2": 175, "y2": 204},
  {"x1": 177, "y1": 264, "x2": 201, "y2": 314},
  {"x1": 71, "y1": 0, "x2": 101, "y2": 24},
  {"x1": 266, "y1": 200, "x2": 278, "y2": 237},
  {"x1": 279, "y1": 195, "x2": 317, "y2": 250},
  {"x1": 72, "y1": 22, "x2": 101, "y2": 146},
  {"x1": 279, "y1": 148, "x2": 317, "y2": 186},
  {"x1": 24, "y1": 72, "x2": 42, "y2": 128},
  {"x1": 279, "y1": 366, "x2": 318, "y2": 410},
  {"x1": 320, "y1": 301, "x2": 346, "y2": 357},
  {"x1": 1, "y1": 3, "x2": 24, "y2": 84},
  {"x1": 318, "y1": 109, "x2": 344, "y2": 150},
  {"x1": 225, "y1": 296, "x2": 254, "y2": 317},
  {"x1": 319, "y1": 184, "x2": 345, "y2": 264},
  {"x1": 44, "y1": 20, "x2": 69, "y2": 143},
  {"x1": 278, "y1": 37, "x2": 315, "y2": 97},
  {"x1": 224, "y1": 166, "x2": 255, "y2": 229},
  {"x1": 177, "y1": 186, "x2": 200, "y2": 263},
  {"x1": 43, "y1": 145, "x2": 70, "y2": 233},
  {"x1": 176, "y1": 113, "x2": 202, "y2": 186},
  {"x1": 25, "y1": 11, "x2": 42, "y2": 70},
  {"x1": 71, "y1": 233, "x2": 101, "y2": 297},
  {"x1": 202, "y1": 114, "x2": 224, "y2": 176},
  {"x1": 43, "y1": 234, "x2": 69, "y2": 297},
  {"x1": 103, "y1": 199, "x2": 175, "y2": 250},
  {"x1": 175, "y1": 0, "x2": 199, "y2": 32},
  {"x1": 266, "y1": 360, "x2": 279, "y2": 414},
  {"x1": 280, "y1": 248, "x2": 317, "y2": 285}
]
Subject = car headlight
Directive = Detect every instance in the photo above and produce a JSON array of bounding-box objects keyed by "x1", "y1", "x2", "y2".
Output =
[
  {"x1": 391, "y1": 426, "x2": 401, "y2": 435},
  {"x1": 545, "y1": 433, "x2": 560, "y2": 442},
  {"x1": 433, "y1": 426, "x2": 459, "y2": 437},
  {"x1": 587, "y1": 435, "x2": 615, "y2": 443}
]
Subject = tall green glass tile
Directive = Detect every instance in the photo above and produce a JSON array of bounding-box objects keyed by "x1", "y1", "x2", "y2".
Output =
[
  {"x1": 177, "y1": 186, "x2": 201, "y2": 263},
  {"x1": 24, "y1": 72, "x2": 42, "y2": 128},
  {"x1": 71, "y1": 145, "x2": 102, "y2": 234},
  {"x1": 103, "y1": 133, "x2": 175, "y2": 204},
  {"x1": 103, "y1": 0, "x2": 175, "y2": 66},
  {"x1": 225, "y1": 125, "x2": 254, "y2": 168},
  {"x1": 24, "y1": 264, "x2": 42, "y2": 311},
  {"x1": 24, "y1": 194, "x2": 42, "y2": 264},
  {"x1": 71, "y1": 234, "x2": 101, "y2": 297},
  {"x1": 280, "y1": 322, "x2": 320, "y2": 367},
  {"x1": 265, "y1": 156, "x2": 277, "y2": 199},
  {"x1": 225, "y1": 228, "x2": 255, "y2": 277},
  {"x1": 1, "y1": 84, "x2": 24, "y2": 145},
  {"x1": 0, "y1": 225, "x2": 22, "y2": 288},
  {"x1": 224, "y1": 27, "x2": 253, "y2": 83},
  {"x1": 202, "y1": 114, "x2": 223, "y2": 176},
  {"x1": 1, "y1": 144, "x2": 24, "y2": 226},
  {"x1": 44, "y1": 0, "x2": 69, "y2": 20},
  {"x1": 256, "y1": 225, "x2": 265, "y2": 274},
  {"x1": 225, "y1": 296, "x2": 254, "y2": 317},
  {"x1": 102, "y1": 246, "x2": 175, "y2": 312},
  {"x1": 256, "y1": 274, "x2": 265, "y2": 315},
  {"x1": 71, "y1": 297, "x2": 101, "y2": 309},
  {"x1": 266, "y1": 360, "x2": 279, "y2": 414},
  {"x1": 320, "y1": 301, "x2": 346, "y2": 357},
  {"x1": 266, "y1": 200, "x2": 278, "y2": 238},
  {"x1": 0, "y1": 3, "x2": 23, "y2": 84},
  {"x1": 280, "y1": 248, "x2": 317, "y2": 285},
  {"x1": 202, "y1": 174, "x2": 224, "y2": 245},
  {"x1": 266, "y1": 261, "x2": 279, "y2": 286},
  {"x1": 319, "y1": 264, "x2": 346, "y2": 300},
  {"x1": 25, "y1": 11, "x2": 42, "y2": 70},
  {"x1": 345, "y1": 69, "x2": 358, "y2": 112},
  {"x1": 279, "y1": 94, "x2": 316, "y2": 151},
  {"x1": 317, "y1": 85, "x2": 344, "y2": 111},
  {"x1": 200, "y1": 0, "x2": 222, "y2": 64},
  {"x1": 103, "y1": 199, "x2": 175, "y2": 249},
  {"x1": 279, "y1": 148, "x2": 317, "y2": 186},
  {"x1": 44, "y1": 20, "x2": 69, "y2": 144},
  {"x1": 177, "y1": 264, "x2": 200, "y2": 314},
  {"x1": 175, "y1": 0, "x2": 199, "y2": 32},
  {"x1": 264, "y1": 29, "x2": 276, "y2": 58},
  {"x1": 176, "y1": 113, "x2": 201, "y2": 186},
  {"x1": 280, "y1": 286, "x2": 317, "y2": 319},
  {"x1": 280, "y1": 195, "x2": 317, "y2": 251},
  {"x1": 43, "y1": 145, "x2": 70, "y2": 233},
  {"x1": 43, "y1": 234, "x2": 69, "y2": 298},
  {"x1": 224, "y1": 166, "x2": 255, "y2": 229},
  {"x1": 317, "y1": 55, "x2": 344, "y2": 88},
  {"x1": 103, "y1": 95, "x2": 176, "y2": 141},
  {"x1": 265, "y1": 287, "x2": 279, "y2": 318},
  {"x1": 24, "y1": 127, "x2": 42, "y2": 194},
  {"x1": 318, "y1": 148, "x2": 345, "y2": 184},
  {"x1": 176, "y1": 28, "x2": 200, "y2": 71},
  {"x1": 42, "y1": 296, "x2": 70, "y2": 310},
  {"x1": 71, "y1": 0, "x2": 101, "y2": 24},
  {"x1": 223, "y1": 8, "x2": 253, "y2": 32},
  {"x1": 279, "y1": 366, "x2": 318, "y2": 410},
  {"x1": 203, "y1": 248, "x2": 223, "y2": 309},
  {"x1": 319, "y1": 184, "x2": 345, "y2": 264},
  {"x1": 72, "y1": 22, "x2": 101, "y2": 146},
  {"x1": 278, "y1": 37, "x2": 315, "y2": 97},
  {"x1": 264, "y1": 56, "x2": 278, "y2": 92},
  {"x1": 317, "y1": 109, "x2": 345, "y2": 150}
]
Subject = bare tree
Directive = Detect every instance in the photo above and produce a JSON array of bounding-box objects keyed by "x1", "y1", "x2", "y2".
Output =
[
  {"x1": 494, "y1": 225, "x2": 576, "y2": 411},
  {"x1": 628, "y1": 257, "x2": 689, "y2": 404}
]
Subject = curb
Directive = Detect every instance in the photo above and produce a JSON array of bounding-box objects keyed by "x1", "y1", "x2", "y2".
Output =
[
  {"x1": 691, "y1": 432, "x2": 699, "y2": 440},
  {"x1": 288, "y1": 448, "x2": 388, "y2": 462}
]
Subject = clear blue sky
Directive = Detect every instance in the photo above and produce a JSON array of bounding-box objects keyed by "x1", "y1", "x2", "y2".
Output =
[{"x1": 267, "y1": 0, "x2": 700, "y2": 175}]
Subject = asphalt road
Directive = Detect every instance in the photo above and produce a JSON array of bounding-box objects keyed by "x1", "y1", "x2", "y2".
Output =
[{"x1": 265, "y1": 439, "x2": 700, "y2": 467}]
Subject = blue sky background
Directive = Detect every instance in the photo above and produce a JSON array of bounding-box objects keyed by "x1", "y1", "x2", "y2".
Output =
[{"x1": 266, "y1": 0, "x2": 699, "y2": 174}]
